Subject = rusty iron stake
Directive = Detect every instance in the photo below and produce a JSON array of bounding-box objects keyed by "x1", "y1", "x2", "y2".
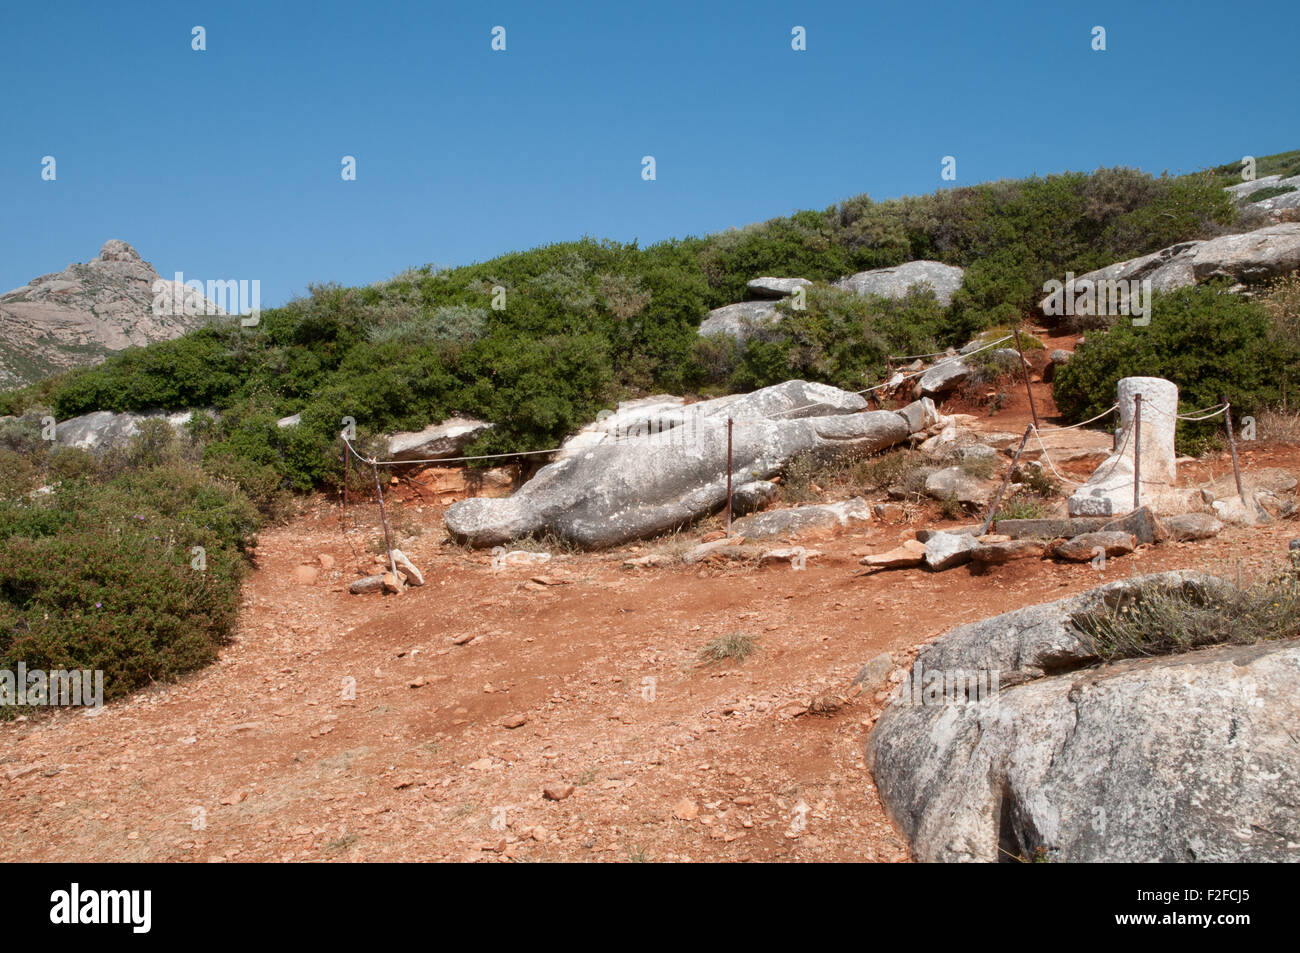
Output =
[
  {"x1": 1132, "y1": 393, "x2": 1142, "y2": 512},
  {"x1": 371, "y1": 459, "x2": 398, "y2": 579},
  {"x1": 1013, "y1": 328, "x2": 1039, "y2": 430},
  {"x1": 1224, "y1": 398, "x2": 1247, "y2": 504},
  {"x1": 980, "y1": 424, "x2": 1034, "y2": 536}
]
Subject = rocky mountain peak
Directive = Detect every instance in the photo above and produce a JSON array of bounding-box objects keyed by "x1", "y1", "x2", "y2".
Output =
[
  {"x1": 0, "y1": 240, "x2": 222, "y2": 389},
  {"x1": 97, "y1": 239, "x2": 142, "y2": 263}
]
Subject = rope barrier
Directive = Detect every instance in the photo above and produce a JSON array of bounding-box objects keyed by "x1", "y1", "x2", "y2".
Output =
[
  {"x1": 1028, "y1": 426, "x2": 1088, "y2": 487},
  {"x1": 1176, "y1": 404, "x2": 1230, "y2": 422},
  {"x1": 887, "y1": 347, "x2": 956, "y2": 362},
  {"x1": 1133, "y1": 400, "x2": 1229, "y2": 423},
  {"x1": 1035, "y1": 403, "x2": 1118, "y2": 432}
]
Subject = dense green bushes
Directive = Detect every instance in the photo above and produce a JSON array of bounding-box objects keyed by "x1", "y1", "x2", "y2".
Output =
[
  {"x1": 0, "y1": 453, "x2": 256, "y2": 708},
  {"x1": 1053, "y1": 285, "x2": 1293, "y2": 453},
  {"x1": 718, "y1": 284, "x2": 945, "y2": 392}
]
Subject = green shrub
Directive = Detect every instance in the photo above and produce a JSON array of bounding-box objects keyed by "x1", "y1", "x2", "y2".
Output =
[
  {"x1": 0, "y1": 463, "x2": 257, "y2": 707},
  {"x1": 1261, "y1": 274, "x2": 1300, "y2": 357},
  {"x1": 994, "y1": 497, "x2": 1048, "y2": 520},
  {"x1": 1241, "y1": 185, "x2": 1298, "y2": 203},
  {"x1": 729, "y1": 284, "x2": 943, "y2": 391},
  {"x1": 1052, "y1": 285, "x2": 1292, "y2": 453},
  {"x1": 0, "y1": 409, "x2": 49, "y2": 454},
  {"x1": 848, "y1": 447, "x2": 930, "y2": 496},
  {"x1": 203, "y1": 452, "x2": 294, "y2": 521},
  {"x1": 0, "y1": 450, "x2": 42, "y2": 499}
]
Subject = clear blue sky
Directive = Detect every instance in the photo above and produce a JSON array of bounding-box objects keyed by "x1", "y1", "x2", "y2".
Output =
[{"x1": 2, "y1": 0, "x2": 1297, "y2": 306}]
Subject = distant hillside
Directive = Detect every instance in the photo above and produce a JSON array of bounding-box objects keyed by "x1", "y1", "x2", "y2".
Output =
[{"x1": 0, "y1": 240, "x2": 222, "y2": 388}]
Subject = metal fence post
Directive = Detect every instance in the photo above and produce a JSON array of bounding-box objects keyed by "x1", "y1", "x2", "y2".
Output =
[
  {"x1": 980, "y1": 424, "x2": 1034, "y2": 536},
  {"x1": 725, "y1": 418, "x2": 734, "y2": 536},
  {"x1": 1224, "y1": 398, "x2": 1247, "y2": 505},
  {"x1": 371, "y1": 459, "x2": 398, "y2": 579},
  {"x1": 1013, "y1": 328, "x2": 1039, "y2": 430},
  {"x1": 1132, "y1": 393, "x2": 1142, "y2": 512}
]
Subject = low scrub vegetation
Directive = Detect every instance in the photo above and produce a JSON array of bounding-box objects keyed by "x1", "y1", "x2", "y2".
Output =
[
  {"x1": 0, "y1": 423, "x2": 258, "y2": 710},
  {"x1": 778, "y1": 446, "x2": 932, "y2": 504},
  {"x1": 699, "y1": 631, "x2": 759, "y2": 664},
  {"x1": 993, "y1": 496, "x2": 1049, "y2": 520},
  {"x1": 1074, "y1": 572, "x2": 1300, "y2": 662}
]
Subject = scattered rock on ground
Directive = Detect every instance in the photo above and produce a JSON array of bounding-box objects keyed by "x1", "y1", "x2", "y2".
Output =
[
  {"x1": 924, "y1": 531, "x2": 978, "y2": 571},
  {"x1": 895, "y1": 397, "x2": 939, "y2": 434},
  {"x1": 1213, "y1": 494, "x2": 1271, "y2": 527},
  {"x1": 758, "y1": 547, "x2": 821, "y2": 566},
  {"x1": 731, "y1": 498, "x2": 871, "y2": 539},
  {"x1": 852, "y1": 652, "x2": 894, "y2": 694},
  {"x1": 731, "y1": 480, "x2": 779, "y2": 516},
  {"x1": 1046, "y1": 531, "x2": 1135, "y2": 561},
  {"x1": 390, "y1": 549, "x2": 424, "y2": 586},
  {"x1": 348, "y1": 574, "x2": 388, "y2": 595},
  {"x1": 684, "y1": 537, "x2": 745, "y2": 564},
  {"x1": 860, "y1": 539, "x2": 926, "y2": 569},
  {"x1": 924, "y1": 467, "x2": 995, "y2": 506},
  {"x1": 873, "y1": 502, "x2": 904, "y2": 522},
  {"x1": 1163, "y1": 512, "x2": 1223, "y2": 541},
  {"x1": 917, "y1": 360, "x2": 970, "y2": 397},
  {"x1": 969, "y1": 538, "x2": 1046, "y2": 565}
]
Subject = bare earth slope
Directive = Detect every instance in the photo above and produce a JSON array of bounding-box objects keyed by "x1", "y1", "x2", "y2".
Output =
[{"x1": 3, "y1": 436, "x2": 1297, "y2": 862}]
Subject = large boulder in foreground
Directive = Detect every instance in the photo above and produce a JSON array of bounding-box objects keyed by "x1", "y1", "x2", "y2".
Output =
[
  {"x1": 866, "y1": 572, "x2": 1299, "y2": 862},
  {"x1": 446, "y1": 381, "x2": 919, "y2": 549},
  {"x1": 835, "y1": 261, "x2": 965, "y2": 307}
]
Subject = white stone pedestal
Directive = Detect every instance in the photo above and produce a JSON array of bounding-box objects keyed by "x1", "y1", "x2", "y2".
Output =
[{"x1": 1067, "y1": 377, "x2": 1179, "y2": 517}]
